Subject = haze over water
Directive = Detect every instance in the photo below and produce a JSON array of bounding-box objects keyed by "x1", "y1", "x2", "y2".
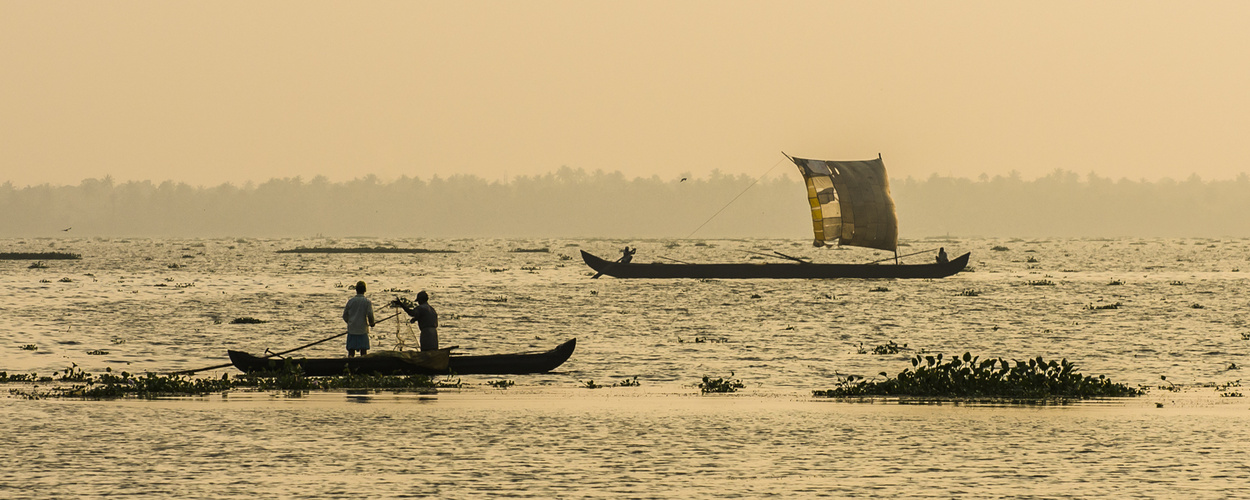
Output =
[{"x1": 3, "y1": 236, "x2": 1248, "y2": 498}]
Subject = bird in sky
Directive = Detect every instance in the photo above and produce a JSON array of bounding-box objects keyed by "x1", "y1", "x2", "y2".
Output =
[
  {"x1": 680, "y1": 178, "x2": 687, "y2": 182},
  {"x1": 62, "y1": 227, "x2": 71, "y2": 231}
]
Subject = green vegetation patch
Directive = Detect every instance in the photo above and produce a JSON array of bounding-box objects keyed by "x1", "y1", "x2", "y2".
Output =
[
  {"x1": 6, "y1": 363, "x2": 439, "y2": 399},
  {"x1": 230, "y1": 317, "x2": 267, "y2": 324},
  {"x1": 276, "y1": 247, "x2": 457, "y2": 254},
  {"x1": 699, "y1": 374, "x2": 745, "y2": 394},
  {"x1": 814, "y1": 352, "x2": 1143, "y2": 400}
]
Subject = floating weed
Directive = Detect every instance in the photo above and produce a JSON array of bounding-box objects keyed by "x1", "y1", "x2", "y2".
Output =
[
  {"x1": 557, "y1": 254, "x2": 572, "y2": 261},
  {"x1": 521, "y1": 266, "x2": 541, "y2": 271},
  {"x1": 959, "y1": 289, "x2": 980, "y2": 297},
  {"x1": 1085, "y1": 302, "x2": 1122, "y2": 310},
  {"x1": 1026, "y1": 256, "x2": 1039, "y2": 263},
  {"x1": 1026, "y1": 279, "x2": 1055, "y2": 286},
  {"x1": 582, "y1": 380, "x2": 601, "y2": 389},
  {"x1": 58, "y1": 277, "x2": 73, "y2": 283},
  {"x1": 382, "y1": 287, "x2": 412, "y2": 293},
  {"x1": 1228, "y1": 363, "x2": 1241, "y2": 371},
  {"x1": 1241, "y1": 333, "x2": 1250, "y2": 341},
  {"x1": 869, "y1": 286, "x2": 890, "y2": 292},
  {"x1": 86, "y1": 349, "x2": 108, "y2": 355},
  {"x1": 1190, "y1": 303, "x2": 1205, "y2": 309},
  {"x1": 487, "y1": 379, "x2": 515, "y2": 389},
  {"x1": 28, "y1": 261, "x2": 49, "y2": 269},
  {"x1": 692, "y1": 336, "x2": 728, "y2": 344},
  {"x1": 1169, "y1": 280, "x2": 1186, "y2": 286},
  {"x1": 699, "y1": 373, "x2": 745, "y2": 394},
  {"x1": 488, "y1": 268, "x2": 508, "y2": 273},
  {"x1": 615, "y1": 377, "x2": 640, "y2": 387},
  {"x1": 20, "y1": 344, "x2": 37, "y2": 351},
  {"x1": 814, "y1": 353, "x2": 1144, "y2": 400},
  {"x1": 230, "y1": 317, "x2": 267, "y2": 324},
  {"x1": 484, "y1": 296, "x2": 509, "y2": 303},
  {"x1": 6, "y1": 363, "x2": 440, "y2": 399},
  {"x1": 1216, "y1": 380, "x2": 1242, "y2": 397},
  {"x1": 991, "y1": 246, "x2": 1010, "y2": 251},
  {"x1": 1107, "y1": 279, "x2": 1125, "y2": 286},
  {"x1": 858, "y1": 341, "x2": 906, "y2": 355},
  {"x1": 1158, "y1": 375, "x2": 1179, "y2": 392}
]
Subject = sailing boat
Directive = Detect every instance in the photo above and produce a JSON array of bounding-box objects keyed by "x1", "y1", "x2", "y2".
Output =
[{"x1": 580, "y1": 153, "x2": 970, "y2": 279}]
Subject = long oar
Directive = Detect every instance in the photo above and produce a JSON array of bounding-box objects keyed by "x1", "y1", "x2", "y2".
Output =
[
  {"x1": 863, "y1": 247, "x2": 941, "y2": 265},
  {"x1": 169, "y1": 312, "x2": 401, "y2": 375}
]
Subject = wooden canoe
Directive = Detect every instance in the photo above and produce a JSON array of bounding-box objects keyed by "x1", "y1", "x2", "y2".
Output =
[
  {"x1": 581, "y1": 250, "x2": 970, "y2": 279},
  {"x1": 228, "y1": 338, "x2": 576, "y2": 376}
]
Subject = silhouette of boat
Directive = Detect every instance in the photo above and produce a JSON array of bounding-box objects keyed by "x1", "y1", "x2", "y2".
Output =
[
  {"x1": 582, "y1": 153, "x2": 970, "y2": 279},
  {"x1": 581, "y1": 250, "x2": 969, "y2": 279},
  {"x1": 227, "y1": 339, "x2": 576, "y2": 376}
]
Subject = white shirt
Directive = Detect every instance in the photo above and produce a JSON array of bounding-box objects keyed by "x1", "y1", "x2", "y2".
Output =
[{"x1": 343, "y1": 294, "x2": 374, "y2": 336}]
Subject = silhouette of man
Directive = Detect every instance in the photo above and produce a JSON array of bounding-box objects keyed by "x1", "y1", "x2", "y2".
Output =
[
  {"x1": 343, "y1": 281, "x2": 376, "y2": 357},
  {"x1": 398, "y1": 291, "x2": 439, "y2": 351},
  {"x1": 936, "y1": 247, "x2": 949, "y2": 264},
  {"x1": 621, "y1": 246, "x2": 636, "y2": 264}
]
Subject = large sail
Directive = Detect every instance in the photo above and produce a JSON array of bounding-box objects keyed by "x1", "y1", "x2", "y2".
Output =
[{"x1": 788, "y1": 154, "x2": 898, "y2": 252}]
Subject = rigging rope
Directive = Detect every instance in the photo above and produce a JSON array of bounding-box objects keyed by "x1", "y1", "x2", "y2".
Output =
[{"x1": 685, "y1": 158, "x2": 787, "y2": 239}]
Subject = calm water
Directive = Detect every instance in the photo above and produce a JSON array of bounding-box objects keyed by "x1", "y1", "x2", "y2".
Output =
[{"x1": 3, "y1": 237, "x2": 1249, "y2": 498}]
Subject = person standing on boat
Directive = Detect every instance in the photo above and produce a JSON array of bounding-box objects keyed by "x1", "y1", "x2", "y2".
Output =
[
  {"x1": 397, "y1": 291, "x2": 439, "y2": 351},
  {"x1": 343, "y1": 280, "x2": 376, "y2": 357},
  {"x1": 936, "y1": 247, "x2": 949, "y2": 264}
]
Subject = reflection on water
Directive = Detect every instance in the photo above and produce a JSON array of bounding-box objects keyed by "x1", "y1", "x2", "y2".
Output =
[{"x1": 3, "y1": 237, "x2": 1250, "y2": 497}]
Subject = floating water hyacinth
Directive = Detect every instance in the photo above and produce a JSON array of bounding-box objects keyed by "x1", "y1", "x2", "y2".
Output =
[
  {"x1": 814, "y1": 352, "x2": 1144, "y2": 399},
  {"x1": 7, "y1": 363, "x2": 441, "y2": 399},
  {"x1": 699, "y1": 374, "x2": 744, "y2": 393}
]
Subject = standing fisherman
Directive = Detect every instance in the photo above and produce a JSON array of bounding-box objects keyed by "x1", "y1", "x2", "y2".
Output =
[
  {"x1": 343, "y1": 281, "x2": 376, "y2": 357},
  {"x1": 397, "y1": 291, "x2": 439, "y2": 351}
]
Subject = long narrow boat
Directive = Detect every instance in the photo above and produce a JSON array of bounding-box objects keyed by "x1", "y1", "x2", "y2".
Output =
[
  {"x1": 583, "y1": 153, "x2": 971, "y2": 279},
  {"x1": 582, "y1": 250, "x2": 968, "y2": 279},
  {"x1": 227, "y1": 339, "x2": 576, "y2": 376}
]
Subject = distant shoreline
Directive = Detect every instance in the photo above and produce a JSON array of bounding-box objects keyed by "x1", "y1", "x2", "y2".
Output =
[
  {"x1": 0, "y1": 251, "x2": 81, "y2": 260},
  {"x1": 275, "y1": 247, "x2": 458, "y2": 254}
]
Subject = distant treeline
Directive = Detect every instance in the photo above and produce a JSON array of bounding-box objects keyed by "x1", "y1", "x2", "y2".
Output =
[{"x1": 2, "y1": 168, "x2": 1248, "y2": 238}]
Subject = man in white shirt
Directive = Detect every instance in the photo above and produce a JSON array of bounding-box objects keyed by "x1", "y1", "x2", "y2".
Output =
[{"x1": 343, "y1": 281, "x2": 376, "y2": 357}]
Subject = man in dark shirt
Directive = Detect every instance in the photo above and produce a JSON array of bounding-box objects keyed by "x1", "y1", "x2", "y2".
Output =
[{"x1": 398, "y1": 291, "x2": 439, "y2": 351}]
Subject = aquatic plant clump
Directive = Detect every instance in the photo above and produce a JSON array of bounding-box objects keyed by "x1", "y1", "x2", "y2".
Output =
[
  {"x1": 699, "y1": 374, "x2": 745, "y2": 394},
  {"x1": 230, "y1": 317, "x2": 267, "y2": 324},
  {"x1": 813, "y1": 353, "x2": 1144, "y2": 400},
  {"x1": 7, "y1": 364, "x2": 439, "y2": 399}
]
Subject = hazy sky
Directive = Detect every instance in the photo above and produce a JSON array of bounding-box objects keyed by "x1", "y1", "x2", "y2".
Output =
[{"x1": 3, "y1": 1, "x2": 1248, "y2": 187}]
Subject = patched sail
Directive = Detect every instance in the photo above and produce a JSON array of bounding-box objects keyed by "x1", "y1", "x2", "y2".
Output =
[{"x1": 788, "y1": 154, "x2": 898, "y2": 252}]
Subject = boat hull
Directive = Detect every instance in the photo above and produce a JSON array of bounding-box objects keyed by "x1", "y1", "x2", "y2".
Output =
[
  {"x1": 581, "y1": 251, "x2": 970, "y2": 279},
  {"x1": 228, "y1": 339, "x2": 576, "y2": 376}
]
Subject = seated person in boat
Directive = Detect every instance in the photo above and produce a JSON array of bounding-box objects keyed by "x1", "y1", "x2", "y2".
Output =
[
  {"x1": 936, "y1": 247, "x2": 949, "y2": 264},
  {"x1": 621, "y1": 246, "x2": 636, "y2": 263},
  {"x1": 396, "y1": 291, "x2": 439, "y2": 351},
  {"x1": 343, "y1": 280, "x2": 376, "y2": 357}
]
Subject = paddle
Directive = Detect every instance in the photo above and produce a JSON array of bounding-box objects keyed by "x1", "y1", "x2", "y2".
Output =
[{"x1": 169, "y1": 312, "x2": 401, "y2": 375}]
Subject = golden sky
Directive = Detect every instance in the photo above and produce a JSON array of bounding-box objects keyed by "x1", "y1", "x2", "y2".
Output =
[{"x1": 2, "y1": 1, "x2": 1248, "y2": 187}]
